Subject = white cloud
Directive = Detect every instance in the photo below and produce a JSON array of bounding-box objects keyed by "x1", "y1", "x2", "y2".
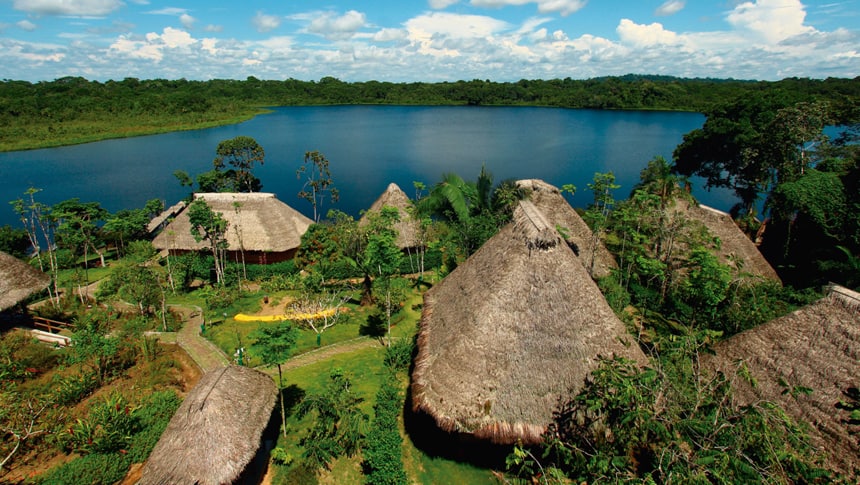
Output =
[
  {"x1": 616, "y1": 19, "x2": 679, "y2": 46},
  {"x1": 180, "y1": 13, "x2": 195, "y2": 29},
  {"x1": 147, "y1": 8, "x2": 186, "y2": 16},
  {"x1": 253, "y1": 12, "x2": 281, "y2": 33},
  {"x1": 12, "y1": 0, "x2": 122, "y2": 16},
  {"x1": 429, "y1": 0, "x2": 460, "y2": 8},
  {"x1": 17, "y1": 20, "x2": 38, "y2": 31},
  {"x1": 726, "y1": 0, "x2": 813, "y2": 43},
  {"x1": 204, "y1": 24, "x2": 223, "y2": 33},
  {"x1": 372, "y1": 28, "x2": 408, "y2": 42},
  {"x1": 307, "y1": 10, "x2": 367, "y2": 40},
  {"x1": 470, "y1": 0, "x2": 587, "y2": 16},
  {"x1": 655, "y1": 0, "x2": 685, "y2": 16}
]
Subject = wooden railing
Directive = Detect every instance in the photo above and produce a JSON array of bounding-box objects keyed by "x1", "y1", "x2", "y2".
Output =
[{"x1": 31, "y1": 316, "x2": 74, "y2": 334}]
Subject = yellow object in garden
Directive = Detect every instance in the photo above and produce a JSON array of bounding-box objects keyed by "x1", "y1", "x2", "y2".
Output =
[{"x1": 234, "y1": 308, "x2": 339, "y2": 322}]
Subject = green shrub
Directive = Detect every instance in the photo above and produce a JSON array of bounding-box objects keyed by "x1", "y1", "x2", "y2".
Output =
[
  {"x1": 51, "y1": 371, "x2": 100, "y2": 405},
  {"x1": 38, "y1": 452, "x2": 131, "y2": 485},
  {"x1": 362, "y1": 375, "x2": 407, "y2": 484},
  {"x1": 383, "y1": 338, "x2": 414, "y2": 372}
]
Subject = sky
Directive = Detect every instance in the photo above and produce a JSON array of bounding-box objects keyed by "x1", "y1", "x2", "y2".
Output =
[{"x1": 1, "y1": 0, "x2": 858, "y2": 82}]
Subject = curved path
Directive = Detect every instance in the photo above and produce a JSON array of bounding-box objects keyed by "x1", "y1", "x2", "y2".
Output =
[{"x1": 165, "y1": 305, "x2": 383, "y2": 376}]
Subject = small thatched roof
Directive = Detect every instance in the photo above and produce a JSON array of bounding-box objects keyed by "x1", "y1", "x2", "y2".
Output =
[
  {"x1": 411, "y1": 200, "x2": 645, "y2": 445},
  {"x1": 702, "y1": 285, "x2": 860, "y2": 476},
  {"x1": 515, "y1": 179, "x2": 617, "y2": 279},
  {"x1": 360, "y1": 183, "x2": 421, "y2": 249},
  {"x1": 675, "y1": 198, "x2": 781, "y2": 283},
  {"x1": 152, "y1": 193, "x2": 313, "y2": 254},
  {"x1": 0, "y1": 251, "x2": 49, "y2": 312},
  {"x1": 138, "y1": 365, "x2": 277, "y2": 485}
]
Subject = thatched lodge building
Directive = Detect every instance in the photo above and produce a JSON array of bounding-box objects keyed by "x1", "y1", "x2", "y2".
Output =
[
  {"x1": 359, "y1": 182, "x2": 421, "y2": 251},
  {"x1": 0, "y1": 251, "x2": 49, "y2": 312},
  {"x1": 702, "y1": 285, "x2": 860, "y2": 476},
  {"x1": 516, "y1": 179, "x2": 617, "y2": 279},
  {"x1": 152, "y1": 193, "x2": 313, "y2": 264},
  {"x1": 675, "y1": 198, "x2": 781, "y2": 283},
  {"x1": 411, "y1": 200, "x2": 645, "y2": 445},
  {"x1": 138, "y1": 365, "x2": 278, "y2": 485}
]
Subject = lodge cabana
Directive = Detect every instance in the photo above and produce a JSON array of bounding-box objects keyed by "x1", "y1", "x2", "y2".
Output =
[
  {"x1": 411, "y1": 200, "x2": 645, "y2": 445},
  {"x1": 359, "y1": 182, "x2": 421, "y2": 251},
  {"x1": 0, "y1": 251, "x2": 49, "y2": 312},
  {"x1": 702, "y1": 285, "x2": 860, "y2": 476},
  {"x1": 138, "y1": 365, "x2": 278, "y2": 485},
  {"x1": 516, "y1": 179, "x2": 618, "y2": 278},
  {"x1": 675, "y1": 198, "x2": 781, "y2": 283},
  {"x1": 151, "y1": 193, "x2": 313, "y2": 264}
]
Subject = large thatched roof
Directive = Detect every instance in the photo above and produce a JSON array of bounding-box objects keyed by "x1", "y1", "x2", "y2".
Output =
[
  {"x1": 675, "y1": 198, "x2": 781, "y2": 283},
  {"x1": 0, "y1": 251, "x2": 49, "y2": 312},
  {"x1": 411, "y1": 200, "x2": 645, "y2": 445},
  {"x1": 702, "y1": 285, "x2": 860, "y2": 475},
  {"x1": 516, "y1": 179, "x2": 617, "y2": 278},
  {"x1": 138, "y1": 365, "x2": 277, "y2": 485},
  {"x1": 360, "y1": 183, "x2": 421, "y2": 249},
  {"x1": 152, "y1": 193, "x2": 312, "y2": 253}
]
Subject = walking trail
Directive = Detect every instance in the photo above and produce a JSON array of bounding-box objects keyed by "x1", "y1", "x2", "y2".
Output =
[{"x1": 163, "y1": 305, "x2": 380, "y2": 376}]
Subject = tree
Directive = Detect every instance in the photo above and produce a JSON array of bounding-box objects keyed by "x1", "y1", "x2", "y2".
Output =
[
  {"x1": 297, "y1": 150, "x2": 339, "y2": 222},
  {"x1": 250, "y1": 322, "x2": 299, "y2": 439},
  {"x1": 362, "y1": 207, "x2": 405, "y2": 345},
  {"x1": 53, "y1": 198, "x2": 109, "y2": 270},
  {"x1": 583, "y1": 172, "x2": 620, "y2": 277},
  {"x1": 10, "y1": 188, "x2": 60, "y2": 307},
  {"x1": 67, "y1": 310, "x2": 121, "y2": 385},
  {"x1": 187, "y1": 198, "x2": 228, "y2": 285},
  {"x1": 0, "y1": 225, "x2": 30, "y2": 259},
  {"x1": 290, "y1": 290, "x2": 349, "y2": 347},
  {"x1": 213, "y1": 136, "x2": 265, "y2": 192},
  {"x1": 297, "y1": 368, "x2": 368, "y2": 471}
]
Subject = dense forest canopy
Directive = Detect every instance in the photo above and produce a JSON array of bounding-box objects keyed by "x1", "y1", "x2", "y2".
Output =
[{"x1": 1, "y1": 75, "x2": 858, "y2": 152}]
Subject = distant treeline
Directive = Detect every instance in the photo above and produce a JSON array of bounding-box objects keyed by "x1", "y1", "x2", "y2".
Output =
[{"x1": 1, "y1": 75, "x2": 858, "y2": 151}]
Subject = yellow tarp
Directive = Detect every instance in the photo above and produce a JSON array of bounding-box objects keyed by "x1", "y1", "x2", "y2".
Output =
[{"x1": 234, "y1": 308, "x2": 339, "y2": 322}]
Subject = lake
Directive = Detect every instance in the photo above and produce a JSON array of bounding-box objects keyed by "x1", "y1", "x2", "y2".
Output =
[{"x1": 0, "y1": 105, "x2": 732, "y2": 228}]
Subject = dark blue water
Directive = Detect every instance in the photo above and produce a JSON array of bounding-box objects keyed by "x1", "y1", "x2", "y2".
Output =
[{"x1": 0, "y1": 106, "x2": 732, "y2": 228}]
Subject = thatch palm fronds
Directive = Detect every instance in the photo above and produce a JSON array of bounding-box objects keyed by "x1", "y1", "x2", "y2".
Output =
[
  {"x1": 515, "y1": 179, "x2": 617, "y2": 279},
  {"x1": 411, "y1": 200, "x2": 645, "y2": 445},
  {"x1": 702, "y1": 285, "x2": 860, "y2": 476},
  {"x1": 152, "y1": 193, "x2": 313, "y2": 263},
  {"x1": 0, "y1": 251, "x2": 49, "y2": 311},
  {"x1": 138, "y1": 365, "x2": 277, "y2": 485},
  {"x1": 360, "y1": 183, "x2": 421, "y2": 250},
  {"x1": 674, "y1": 198, "x2": 781, "y2": 283}
]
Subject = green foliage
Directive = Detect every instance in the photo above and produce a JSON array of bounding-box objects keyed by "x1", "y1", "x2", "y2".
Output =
[
  {"x1": 60, "y1": 393, "x2": 138, "y2": 455},
  {"x1": 362, "y1": 374, "x2": 408, "y2": 485},
  {"x1": 513, "y1": 335, "x2": 835, "y2": 484},
  {"x1": 50, "y1": 371, "x2": 100, "y2": 405},
  {"x1": 297, "y1": 368, "x2": 369, "y2": 471},
  {"x1": 297, "y1": 150, "x2": 339, "y2": 222},
  {"x1": 383, "y1": 338, "x2": 415, "y2": 372},
  {"x1": 0, "y1": 225, "x2": 30, "y2": 258},
  {"x1": 187, "y1": 198, "x2": 229, "y2": 285},
  {"x1": 67, "y1": 309, "x2": 122, "y2": 384},
  {"x1": 212, "y1": 135, "x2": 265, "y2": 192},
  {"x1": 125, "y1": 390, "x2": 181, "y2": 463},
  {"x1": 37, "y1": 452, "x2": 132, "y2": 485}
]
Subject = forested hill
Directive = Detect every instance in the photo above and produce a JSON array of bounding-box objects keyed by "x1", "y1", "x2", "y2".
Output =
[{"x1": 1, "y1": 75, "x2": 858, "y2": 151}]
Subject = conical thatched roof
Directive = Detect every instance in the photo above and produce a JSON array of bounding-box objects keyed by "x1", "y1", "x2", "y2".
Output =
[
  {"x1": 702, "y1": 285, "x2": 860, "y2": 475},
  {"x1": 152, "y1": 193, "x2": 312, "y2": 253},
  {"x1": 516, "y1": 179, "x2": 617, "y2": 278},
  {"x1": 138, "y1": 365, "x2": 277, "y2": 485},
  {"x1": 360, "y1": 183, "x2": 421, "y2": 249},
  {"x1": 0, "y1": 251, "x2": 49, "y2": 312},
  {"x1": 411, "y1": 200, "x2": 645, "y2": 445},
  {"x1": 675, "y1": 198, "x2": 781, "y2": 283}
]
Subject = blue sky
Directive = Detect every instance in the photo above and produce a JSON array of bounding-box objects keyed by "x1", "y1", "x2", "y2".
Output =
[{"x1": 1, "y1": 0, "x2": 858, "y2": 82}]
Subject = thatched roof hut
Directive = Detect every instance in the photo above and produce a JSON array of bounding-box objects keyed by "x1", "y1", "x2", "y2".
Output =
[
  {"x1": 0, "y1": 251, "x2": 49, "y2": 312},
  {"x1": 411, "y1": 200, "x2": 645, "y2": 445},
  {"x1": 516, "y1": 179, "x2": 617, "y2": 279},
  {"x1": 152, "y1": 193, "x2": 313, "y2": 264},
  {"x1": 702, "y1": 285, "x2": 860, "y2": 475},
  {"x1": 675, "y1": 198, "x2": 781, "y2": 283},
  {"x1": 138, "y1": 365, "x2": 277, "y2": 485},
  {"x1": 360, "y1": 183, "x2": 421, "y2": 250}
]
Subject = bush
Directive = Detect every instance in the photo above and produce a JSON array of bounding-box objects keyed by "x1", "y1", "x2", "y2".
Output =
[
  {"x1": 383, "y1": 338, "x2": 414, "y2": 372},
  {"x1": 38, "y1": 452, "x2": 131, "y2": 485},
  {"x1": 51, "y1": 371, "x2": 100, "y2": 405},
  {"x1": 362, "y1": 375, "x2": 408, "y2": 485}
]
